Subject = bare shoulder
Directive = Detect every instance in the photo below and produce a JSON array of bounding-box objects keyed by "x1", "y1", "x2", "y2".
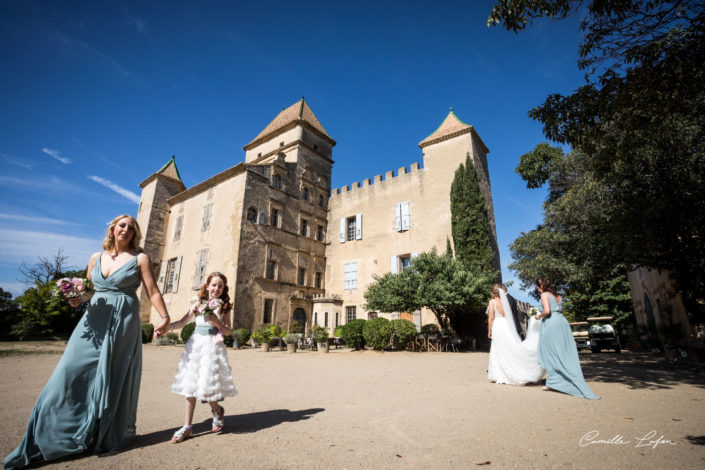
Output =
[
  {"x1": 136, "y1": 252, "x2": 151, "y2": 266},
  {"x1": 89, "y1": 252, "x2": 101, "y2": 263}
]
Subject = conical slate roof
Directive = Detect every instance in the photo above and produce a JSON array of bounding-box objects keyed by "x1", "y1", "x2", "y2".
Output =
[{"x1": 244, "y1": 97, "x2": 334, "y2": 149}]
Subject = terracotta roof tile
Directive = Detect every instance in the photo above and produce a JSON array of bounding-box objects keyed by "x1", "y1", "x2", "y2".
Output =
[
  {"x1": 245, "y1": 98, "x2": 333, "y2": 148},
  {"x1": 418, "y1": 109, "x2": 472, "y2": 148}
]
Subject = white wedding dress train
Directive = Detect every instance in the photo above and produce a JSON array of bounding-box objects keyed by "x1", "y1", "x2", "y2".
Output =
[{"x1": 487, "y1": 291, "x2": 545, "y2": 385}]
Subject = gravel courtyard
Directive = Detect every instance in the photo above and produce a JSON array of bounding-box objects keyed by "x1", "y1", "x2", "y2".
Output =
[{"x1": 1, "y1": 343, "x2": 704, "y2": 469}]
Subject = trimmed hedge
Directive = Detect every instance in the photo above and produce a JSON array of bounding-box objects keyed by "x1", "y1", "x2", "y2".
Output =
[
  {"x1": 341, "y1": 319, "x2": 366, "y2": 350},
  {"x1": 390, "y1": 319, "x2": 417, "y2": 350},
  {"x1": 141, "y1": 323, "x2": 154, "y2": 343},
  {"x1": 180, "y1": 322, "x2": 196, "y2": 343},
  {"x1": 363, "y1": 317, "x2": 392, "y2": 350}
]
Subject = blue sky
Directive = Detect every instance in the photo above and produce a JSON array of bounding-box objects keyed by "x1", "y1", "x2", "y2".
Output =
[{"x1": 0, "y1": 0, "x2": 585, "y2": 304}]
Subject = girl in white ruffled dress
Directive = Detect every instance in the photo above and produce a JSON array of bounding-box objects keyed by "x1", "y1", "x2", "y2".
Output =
[{"x1": 167, "y1": 272, "x2": 237, "y2": 443}]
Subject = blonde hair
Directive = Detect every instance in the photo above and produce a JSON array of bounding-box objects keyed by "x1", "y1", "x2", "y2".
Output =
[
  {"x1": 102, "y1": 214, "x2": 143, "y2": 252},
  {"x1": 490, "y1": 284, "x2": 502, "y2": 298}
]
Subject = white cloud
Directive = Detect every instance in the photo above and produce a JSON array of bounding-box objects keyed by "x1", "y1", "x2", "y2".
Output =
[
  {"x1": 54, "y1": 31, "x2": 140, "y2": 80},
  {"x1": 0, "y1": 228, "x2": 100, "y2": 265},
  {"x1": 0, "y1": 175, "x2": 81, "y2": 193},
  {"x1": 0, "y1": 213, "x2": 82, "y2": 226},
  {"x1": 42, "y1": 147, "x2": 72, "y2": 164},
  {"x1": 87, "y1": 175, "x2": 140, "y2": 204},
  {"x1": 1, "y1": 152, "x2": 33, "y2": 170}
]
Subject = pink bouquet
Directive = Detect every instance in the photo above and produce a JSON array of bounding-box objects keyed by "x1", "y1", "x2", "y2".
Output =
[
  {"x1": 52, "y1": 277, "x2": 94, "y2": 301},
  {"x1": 196, "y1": 298, "x2": 223, "y2": 319}
]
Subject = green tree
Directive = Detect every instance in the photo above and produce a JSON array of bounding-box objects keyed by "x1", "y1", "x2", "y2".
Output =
[
  {"x1": 450, "y1": 153, "x2": 495, "y2": 272},
  {"x1": 489, "y1": 1, "x2": 705, "y2": 319},
  {"x1": 364, "y1": 249, "x2": 495, "y2": 339},
  {"x1": 510, "y1": 144, "x2": 635, "y2": 327},
  {"x1": 0, "y1": 287, "x2": 22, "y2": 340},
  {"x1": 11, "y1": 252, "x2": 87, "y2": 340}
]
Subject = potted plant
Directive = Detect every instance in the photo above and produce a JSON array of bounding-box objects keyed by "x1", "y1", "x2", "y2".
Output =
[
  {"x1": 284, "y1": 333, "x2": 299, "y2": 353},
  {"x1": 252, "y1": 327, "x2": 272, "y2": 351},
  {"x1": 233, "y1": 328, "x2": 251, "y2": 349},
  {"x1": 313, "y1": 326, "x2": 329, "y2": 353}
]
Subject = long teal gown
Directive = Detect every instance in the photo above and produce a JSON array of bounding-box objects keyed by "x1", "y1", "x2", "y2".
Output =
[
  {"x1": 538, "y1": 295, "x2": 600, "y2": 399},
  {"x1": 3, "y1": 254, "x2": 143, "y2": 469}
]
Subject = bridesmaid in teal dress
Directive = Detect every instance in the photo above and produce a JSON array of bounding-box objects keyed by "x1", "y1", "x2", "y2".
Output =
[
  {"x1": 3, "y1": 215, "x2": 171, "y2": 469},
  {"x1": 535, "y1": 278, "x2": 600, "y2": 399}
]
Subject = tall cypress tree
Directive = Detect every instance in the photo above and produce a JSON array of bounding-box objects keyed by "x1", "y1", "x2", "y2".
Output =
[{"x1": 450, "y1": 153, "x2": 494, "y2": 272}]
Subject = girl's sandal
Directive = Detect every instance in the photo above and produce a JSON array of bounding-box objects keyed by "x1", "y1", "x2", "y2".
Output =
[
  {"x1": 212, "y1": 405, "x2": 225, "y2": 432},
  {"x1": 542, "y1": 386, "x2": 551, "y2": 391},
  {"x1": 171, "y1": 425, "x2": 192, "y2": 443}
]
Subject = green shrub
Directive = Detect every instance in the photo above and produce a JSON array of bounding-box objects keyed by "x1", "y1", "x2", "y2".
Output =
[
  {"x1": 285, "y1": 333, "x2": 300, "y2": 344},
  {"x1": 312, "y1": 326, "x2": 329, "y2": 343},
  {"x1": 223, "y1": 334, "x2": 234, "y2": 347},
  {"x1": 141, "y1": 323, "x2": 154, "y2": 343},
  {"x1": 234, "y1": 328, "x2": 251, "y2": 346},
  {"x1": 363, "y1": 317, "x2": 392, "y2": 350},
  {"x1": 390, "y1": 319, "x2": 417, "y2": 350},
  {"x1": 155, "y1": 331, "x2": 180, "y2": 346},
  {"x1": 421, "y1": 324, "x2": 441, "y2": 337},
  {"x1": 268, "y1": 324, "x2": 283, "y2": 338},
  {"x1": 341, "y1": 319, "x2": 366, "y2": 350},
  {"x1": 252, "y1": 327, "x2": 272, "y2": 346},
  {"x1": 334, "y1": 326, "x2": 343, "y2": 337},
  {"x1": 180, "y1": 322, "x2": 196, "y2": 343},
  {"x1": 289, "y1": 320, "x2": 303, "y2": 334}
]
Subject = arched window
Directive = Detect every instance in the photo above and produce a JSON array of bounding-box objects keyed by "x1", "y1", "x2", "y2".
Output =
[{"x1": 246, "y1": 207, "x2": 257, "y2": 222}]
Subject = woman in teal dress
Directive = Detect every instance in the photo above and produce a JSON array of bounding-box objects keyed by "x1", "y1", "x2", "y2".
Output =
[
  {"x1": 535, "y1": 278, "x2": 599, "y2": 399},
  {"x1": 3, "y1": 215, "x2": 171, "y2": 469}
]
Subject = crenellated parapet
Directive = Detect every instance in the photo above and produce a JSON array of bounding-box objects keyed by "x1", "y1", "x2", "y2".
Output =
[{"x1": 330, "y1": 161, "x2": 423, "y2": 198}]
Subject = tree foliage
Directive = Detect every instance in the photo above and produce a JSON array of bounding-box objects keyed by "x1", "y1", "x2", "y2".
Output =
[
  {"x1": 490, "y1": 0, "x2": 705, "y2": 317},
  {"x1": 364, "y1": 249, "x2": 495, "y2": 338},
  {"x1": 510, "y1": 144, "x2": 635, "y2": 324},
  {"x1": 450, "y1": 153, "x2": 495, "y2": 272},
  {"x1": 10, "y1": 251, "x2": 87, "y2": 340},
  {"x1": 0, "y1": 288, "x2": 22, "y2": 340}
]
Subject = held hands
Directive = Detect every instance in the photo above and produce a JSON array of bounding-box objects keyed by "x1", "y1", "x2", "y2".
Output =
[{"x1": 154, "y1": 317, "x2": 170, "y2": 338}]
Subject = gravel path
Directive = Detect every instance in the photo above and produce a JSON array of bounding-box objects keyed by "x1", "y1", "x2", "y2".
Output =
[{"x1": 1, "y1": 344, "x2": 704, "y2": 469}]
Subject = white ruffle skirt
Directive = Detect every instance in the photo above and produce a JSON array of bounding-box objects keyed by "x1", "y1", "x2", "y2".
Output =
[{"x1": 171, "y1": 333, "x2": 238, "y2": 402}]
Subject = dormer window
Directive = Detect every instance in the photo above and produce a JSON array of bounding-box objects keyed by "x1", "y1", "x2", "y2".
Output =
[
  {"x1": 302, "y1": 187, "x2": 310, "y2": 201},
  {"x1": 273, "y1": 174, "x2": 281, "y2": 189},
  {"x1": 318, "y1": 194, "x2": 325, "y2": 207}
]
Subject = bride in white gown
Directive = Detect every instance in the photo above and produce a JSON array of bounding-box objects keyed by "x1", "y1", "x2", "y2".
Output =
[{"x1": 487, "y1": 284, "x2": 544, "y2": 385}]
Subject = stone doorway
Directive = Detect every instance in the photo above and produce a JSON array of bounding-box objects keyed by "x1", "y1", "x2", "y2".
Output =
[{"x1": 293, "y1": 308, "x2": 307, "y2": 334}]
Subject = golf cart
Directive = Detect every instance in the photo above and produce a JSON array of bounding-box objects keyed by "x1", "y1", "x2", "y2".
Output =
[
  {"x1": 587, "y1": 316, "x2": 621, "y2": 353},
  {"x1": 569, "y1": 321, "x2": 590, "y2": 351}
]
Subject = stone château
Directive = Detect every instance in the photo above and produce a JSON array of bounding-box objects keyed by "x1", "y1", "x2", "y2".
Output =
[{"x1": 137, "y1": 98, "x2": 499, "y2": 334}]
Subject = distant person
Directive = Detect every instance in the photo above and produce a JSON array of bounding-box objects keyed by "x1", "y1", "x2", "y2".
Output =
[
  {"x1": 166, "y1": 272, "x2": 237, "y2": 443},
  {"x1": 487, "y1": 284, "x2": 544, "y2": 386},
  {"x1": 501, "y1": 284, "x2": 524, "y2": 339},
  {"x1": 535, "y1": 278, "x2": 599, "y2": 399},
  {"x1": 3, "y1": 215, "x2": 171, "y2": 469}
]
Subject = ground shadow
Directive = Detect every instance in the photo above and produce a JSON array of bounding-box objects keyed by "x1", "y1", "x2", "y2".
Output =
[
  {"x1": 578, "y1": 352, "x2": 705, "y2": 390},
  {"x1": 685, "y1": 435, "x2": 705, "y2": 446},
  {"x1": 123, "y1": 407, "x2": 325, "y2": 450}
]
